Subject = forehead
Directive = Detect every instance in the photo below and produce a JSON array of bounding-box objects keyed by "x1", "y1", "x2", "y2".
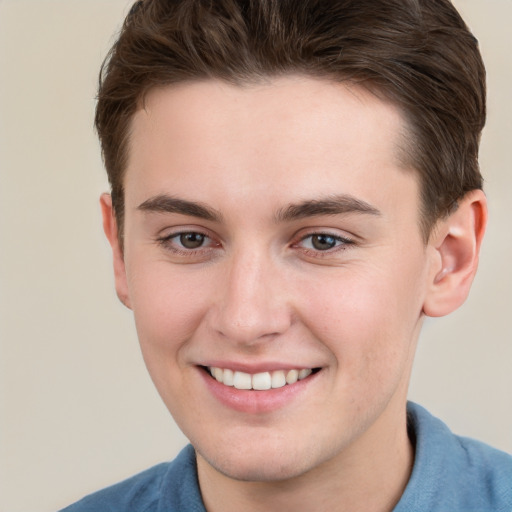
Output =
[{"x1": 125, "y1": 77, "x2": 418, "y2": 222}]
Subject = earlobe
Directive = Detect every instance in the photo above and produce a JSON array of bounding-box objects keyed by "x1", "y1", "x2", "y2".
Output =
[
  {"x1": 100, "y1": 194, "x2": 132, "y2": 309},
  {"x1": 423, "y1": 190, "x2": 487, "y2": 318}
]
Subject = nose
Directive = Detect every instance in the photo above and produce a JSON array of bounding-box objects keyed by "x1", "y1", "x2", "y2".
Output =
[{"x1": 209, "y1": 247, "x2": 293, "y2": 347}]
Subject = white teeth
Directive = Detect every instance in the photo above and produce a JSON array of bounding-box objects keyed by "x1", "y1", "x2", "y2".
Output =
[
  {"x1": 298, "y1": 368, "x2": 312, "y2": 380},
  {"x1": 208, "y1": 367, "x2": 315, "y2": 390},
  {"x1": 233, "y1": 371, "x2": 252, "y2": 390},
  {"x1": 252, "y1": 372, "x2": 272, "y2": 390},
  {"x1": 286, "y1": 369, "x2": 299, "y2": 385},
  {"x1": 213, "y1": 367, "x2": 223, "y2": 382},
  {"x1": 271, "y1": 370, "x2": 286, "y2": 389},
  {"x1": 223, "y1": 368, "x2": 234, "y2": 386}
]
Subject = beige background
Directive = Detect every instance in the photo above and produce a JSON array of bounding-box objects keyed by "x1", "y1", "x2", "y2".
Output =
[{"x1": 0, "y1": 0, "x2": 510, "y2": 511}]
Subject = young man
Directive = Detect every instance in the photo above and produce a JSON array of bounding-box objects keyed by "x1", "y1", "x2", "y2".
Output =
[{"x1": 62, "y1": 0, "x2": 512, "y2": 510}]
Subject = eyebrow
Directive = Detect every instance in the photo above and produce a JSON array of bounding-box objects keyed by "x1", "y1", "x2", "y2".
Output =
[
  {"x1": 274, "y1": 194, "x2": 381, "y2": 222},
  {"x1": 137, "y1": 193, "x2": 381, "y2": 223},
  {"x1": 137, "y1": 195, "x2": 223, "y2": 222}
]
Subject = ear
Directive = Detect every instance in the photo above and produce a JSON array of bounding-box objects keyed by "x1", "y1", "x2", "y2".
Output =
[
  {"x1": 423, "y1": 189, "x2": 487, "y2": 317},
  {"x1": 100, "y1": 193, "x2": 132, "y2": 309}
]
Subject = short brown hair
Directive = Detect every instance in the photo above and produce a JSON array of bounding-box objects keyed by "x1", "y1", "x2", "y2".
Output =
[{"x1": 95, "y1": 0, "x2": 486, "y2": 240}]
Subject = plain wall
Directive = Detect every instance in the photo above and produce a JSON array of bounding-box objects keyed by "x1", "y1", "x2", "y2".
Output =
[{"x1": 0, "y1": 1, "x2": 510, "y2": 511}]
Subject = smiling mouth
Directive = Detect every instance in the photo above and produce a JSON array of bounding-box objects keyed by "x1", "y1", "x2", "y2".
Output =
[{"x1": 204, "y1": 366, "x2": 321, "y2": 391}]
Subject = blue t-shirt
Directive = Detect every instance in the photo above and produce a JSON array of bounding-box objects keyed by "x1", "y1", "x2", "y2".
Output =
[{"x1": 60, "y1": 403, "x2": 512, "y2": 511}]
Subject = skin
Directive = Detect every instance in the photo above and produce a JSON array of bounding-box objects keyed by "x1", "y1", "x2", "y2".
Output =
[{"x1": 102, "y1": 77, "x2": 487, "y2": 512}]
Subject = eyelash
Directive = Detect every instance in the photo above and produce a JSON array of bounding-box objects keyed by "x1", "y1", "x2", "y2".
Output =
[
  {"x1": 156, "y1": 230, "x2": 218, "y2": 257},
  {"x1": 155, "y1": 230, "x2": 355, "y2": 258},
  {"x1": 293, "y1": 231, "x2": 355, "y2": 256}
]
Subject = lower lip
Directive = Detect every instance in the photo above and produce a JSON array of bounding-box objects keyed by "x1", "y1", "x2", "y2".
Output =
[{"x1": 199, "y1": 368, "x2": 320, "y2": 414}]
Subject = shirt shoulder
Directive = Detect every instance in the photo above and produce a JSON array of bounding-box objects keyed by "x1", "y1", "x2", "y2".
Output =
[
  {"x1": 394, "y1": 402, "x2": 512, "y2": 512},
  {"x1": 59, "y1": 445, "x2": 205, "y2": 512}
]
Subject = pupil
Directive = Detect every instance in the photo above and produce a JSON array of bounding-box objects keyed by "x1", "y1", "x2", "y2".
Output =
[
  {"x1": 312, "y1": 234, "x2": 336, "y2": 250},
  {"x1": 180, "y1": 233, "x2": 205, "y2": 249}
]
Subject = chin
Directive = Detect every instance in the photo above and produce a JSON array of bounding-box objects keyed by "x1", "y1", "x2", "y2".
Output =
[
  {"x1": 196, "y1": 440, "x2": 325, "y2": 483},
  {"x1": 207, "y1": 456, "x2": 310, "y2": 483}
]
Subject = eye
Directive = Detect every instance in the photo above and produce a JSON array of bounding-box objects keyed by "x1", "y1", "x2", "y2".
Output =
[
  {"x1": 156, "y1": 230, "x2": 219, "y2": 254},
  {"x1": 177, "y1": 232, "x2": 206, "y2": 249},
  {"x1": 306, "y1": 234, "x2": 339, "y2": 251},
  {"x1": 297, "y1": 232, "x2": 354, "y2": 252}
]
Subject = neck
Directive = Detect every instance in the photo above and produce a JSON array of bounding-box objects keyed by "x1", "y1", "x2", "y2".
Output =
[{"x1": 196, "y1": 403, "x2": 414, "y2": 512}]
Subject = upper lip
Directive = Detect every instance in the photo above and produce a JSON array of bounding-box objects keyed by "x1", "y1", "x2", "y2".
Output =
[{"x1": 199, "y1": 361, "x2": 320, "y2": 373}]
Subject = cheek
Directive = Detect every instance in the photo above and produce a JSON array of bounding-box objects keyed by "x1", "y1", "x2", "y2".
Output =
[
  {"x1": 126, "y1": 259, "x2": 211, "y2": 359},
  {"x1": 124, "y1": 262, "x2": 216, "y2": 417},
  {"x1": 303, "y1": 263, "x2": 425, "y2": 379}
]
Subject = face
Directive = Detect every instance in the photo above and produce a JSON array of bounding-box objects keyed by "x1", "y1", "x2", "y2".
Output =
[{"x1": 112, "y1": 77, "x2": 434, "y2": 482}]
